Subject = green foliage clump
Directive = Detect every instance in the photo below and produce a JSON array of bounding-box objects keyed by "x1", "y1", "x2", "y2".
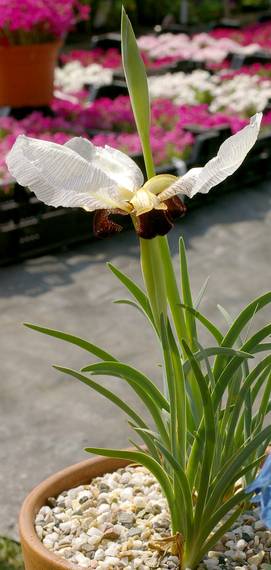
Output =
[{"x1": 0, "y1": 538, "x2": 24, "y2": 570}]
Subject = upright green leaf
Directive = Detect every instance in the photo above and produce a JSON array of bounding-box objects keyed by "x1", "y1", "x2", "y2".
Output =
[
  {"x1": 179, "y1": 238, "x2": 198, "y2": 349},
  {"x1": 121, "y1": 7, "x2": 155, "y2": 178},
  {"x1": 183, "y1": 341, "x2": 216, "y2": 523}
]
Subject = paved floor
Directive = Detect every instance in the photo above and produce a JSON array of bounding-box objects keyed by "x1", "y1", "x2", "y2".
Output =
[{"x1": 1, "y1": 181, "x2": 271, "y2": 539}]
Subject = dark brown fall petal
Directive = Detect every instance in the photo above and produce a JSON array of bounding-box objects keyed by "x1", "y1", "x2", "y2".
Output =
[
  {"x1": 165, "y1": 196, "x2": 187, "y2": 221},
  {"x1": 93, "y1": 197, "x2": 187, "y2": 240},
  {"x1": 135, "y1": 196, "x2": 187, "y2": 240},
  {"x1": 135, "y1": 209, "x2": 174, "y2": 239},
  {"x1": 93, "y1": 209, "x2": 127, "y2": 238}
]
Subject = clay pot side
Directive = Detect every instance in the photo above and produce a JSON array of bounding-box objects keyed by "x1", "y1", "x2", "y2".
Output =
[
  {"x1": 19, "y1": 456, "x2": 130, "y2": 570},
  {"x1": 0, "y1": 41, "x2": 62, "y2": 107}
]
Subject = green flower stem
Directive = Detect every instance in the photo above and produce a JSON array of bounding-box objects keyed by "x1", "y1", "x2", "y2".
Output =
[{"x1": 139, "y1": 237, "x2": 167, "y2": 332}]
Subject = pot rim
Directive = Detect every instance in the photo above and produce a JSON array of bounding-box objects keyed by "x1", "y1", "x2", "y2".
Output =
[{"x1": 19, "y1": 455, "x2": 130, "y2": 569}]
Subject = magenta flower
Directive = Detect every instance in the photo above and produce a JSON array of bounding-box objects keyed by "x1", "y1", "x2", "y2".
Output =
[{"x1": 0, "y1": 0, "x2": 90, "y2": 45}]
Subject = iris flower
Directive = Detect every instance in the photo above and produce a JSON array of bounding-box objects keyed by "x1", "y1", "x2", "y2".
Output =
[
  {"x1": 245, "y1": 454, "x2": 271, "y2": 528},
  {"x1": 6, "y1": 113, "x2": 262, "y2": 239}
]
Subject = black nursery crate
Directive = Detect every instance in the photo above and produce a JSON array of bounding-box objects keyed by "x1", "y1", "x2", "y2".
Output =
[
  {"x1": 173, "y1": 60, "x2": 207, "y2": 73},
  {"x1": 0, "y1": 197, "x2": 45, "y2": 225},
  {"x1": 186, "y1": 125, "x2": 232, "y2": 167},
  {"x1": 90, "y1": 33, "x2": 121, "y2": 51},
  {"x1": 90, "y1": 81, "x2": 128, "y2": 101},
  {"x1": 0, "y1": 206, "x2": 95, "y2": 265},
  {"x1": 230, "y1": 50, "x2": 271, "y2": 69}
]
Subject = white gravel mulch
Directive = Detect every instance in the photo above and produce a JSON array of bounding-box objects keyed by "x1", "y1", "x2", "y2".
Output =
[{"x1": 35, "y1": 465, "x2": 271, "y2": 570}]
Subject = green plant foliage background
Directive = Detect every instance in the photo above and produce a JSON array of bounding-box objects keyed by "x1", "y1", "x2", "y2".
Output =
[
  {"x1": 0, "y1": 538, "x2": 24, "y2": 570},
  {"x1": 88, "y1": 0, "x2": 270, "y2": 29}
]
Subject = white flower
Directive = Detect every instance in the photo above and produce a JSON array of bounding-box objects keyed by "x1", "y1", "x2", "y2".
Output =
[
  {"x1": 54, "y1": 62, "x2": 113, "y2": 94},
  {"x1": 6, "y1": 113, "x2": 262, "y2": 237}
]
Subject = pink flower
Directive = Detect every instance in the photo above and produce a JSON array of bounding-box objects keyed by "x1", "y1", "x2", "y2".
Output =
[{"x1": 0, "y1": 0, "x2": 90, "y2": 45}]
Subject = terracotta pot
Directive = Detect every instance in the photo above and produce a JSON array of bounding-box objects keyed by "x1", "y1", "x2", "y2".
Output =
[
  {"x1": 19, "y1": 456, "x2": 130, "y2": 570},
  {"x1": 0, "y1": 41, "x2": 61, "y2": 107}
]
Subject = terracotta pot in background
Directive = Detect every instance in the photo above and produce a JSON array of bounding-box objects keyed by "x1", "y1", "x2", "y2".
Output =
[
  {"x1": 0, "y1": 41, "x2": 61, "y2": 107},
  {"x1": 19, "y1": 456, "x2": 130, "y2": 570}
]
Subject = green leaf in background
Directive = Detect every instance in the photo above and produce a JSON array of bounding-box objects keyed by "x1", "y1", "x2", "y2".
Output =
[
  {"x1": 0, "y1": 537, "x2": 24, "y2": 570},
  {"x1": 121, "y1": 7, "x2": 155, "y2": 178}
]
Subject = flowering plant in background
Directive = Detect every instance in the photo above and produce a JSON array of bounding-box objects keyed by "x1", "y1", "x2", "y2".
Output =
[
  {"x1": 138, "y1": 31, "x2": 260, "y2": 65},
  {"x1": 5, "y1": 9, "x2": 271, "y2": 569},
  {"x1": 210, "y1": 22, "x2": 271, "y2": 50},
  {"x1": 60, "y1": 48, "x2": 122, "y2": 69},
  {"x1": 55, "y1": 61, "x2": 113, "y2": 94},
  {"x1": 0, "y1": 0, "x2": 90, "y2": 45}
]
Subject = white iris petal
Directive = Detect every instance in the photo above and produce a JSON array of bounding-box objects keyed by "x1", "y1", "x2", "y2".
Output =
[
  {"x1": 6, "y1": 135, "x2": 143, "y2": 211},
  {"x1": 160, "y1": 112, "x2": 262, "y2": 201}
]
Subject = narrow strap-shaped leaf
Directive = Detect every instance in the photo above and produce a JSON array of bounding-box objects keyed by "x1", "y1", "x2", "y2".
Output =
[
  {"x1": 127, "y1": 423, "x2": 161, "y2": 462},
  {"x1": 183, "y1": 341, "x2": 216, "y2": 524},
  {"x1": 157, "y1": 236, "x2": 189, "y2": 347},
  {"x1": 179, "y1": 304, "x2": 223, "y2": 344},
  {"x1": 195, "y1": 506, "x2": 243, "y2": 568},
  {"x1": 166, "y1": 321, "x2": 187, "y2": 467},
  {"x1": 121, "y1": 7, "x2": 155, "y2": 178},
  {"x1": 195, "y1": 341, "x2": 215, "y2": 390},
  {"x1": 182, "y1": 346, "x2": 253, "y2": 378},
  {"x1": 155, "y1": 440, "x2": 193, "y2": 537},
  {"x1": 24, "y1": 323, "x2": 117, "y2": 361},
  {"x1": 194, "y1": 489, "x2": 246, "y2": 555},
  {"x1": 253, "y1": 343, "x2": 271, "y2": 353},
  {"x1": 252, "y1": 368, "x2": 271, "y2": 434},
  {"x1": 205, "y1": 425, "x2": 271, "y2": 517},
  {"x1": 222, "y1": 356, "x2": 271, "y2": 462},
  {"x1": 82, "y1": 361, "x2": 169, "y2": 412},
  {"x1": 84, "y1": 447, "x2": 179, "y2": 531},
  {"x1": 195, "y1": 276, "x2": 210, "y2": 309},
  {"x1": 251, "y1": 364, "x2": 271, "y2": 403},
  {"x1": 179, "y1": 238, "x2": 198, "y2": 349},
  {"x1": 186, "y1": 345, "x2": 254, "y2": 484},
  {"x1": 160, "y1": 318, "x2": 178, "y2": 459},
  {"x1": 53, "y1": 366, "x2": 157, "y2": 456},
  {"x1": 213, "y1": 325, "x2": 271, "y2": 410},
  {"x1": 81, "y1": 361, "x2": 170, "y2": 445},
  {"x1": 108, "y1": 263, "x2": 156, "y2": 328},
  {"x1": 213, "y1": 291, "x2": 271, "y2": 378}
]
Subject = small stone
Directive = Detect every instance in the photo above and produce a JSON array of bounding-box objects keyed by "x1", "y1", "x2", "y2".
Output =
[
  {"x1": 247, "y1": 551, "x2": 265, "y2": 565},
  {"x1": 255, "y1": 520, "x2": 266, "y2": 531},
  {"x1": 208, "y1": 551, "x2": 221, "y2": 559},
  {"x1": 204, "y1": 559, "x2": 219, "y2": 569},
  {"x1": 94, "y1": 548, "x2": 104, "y2": 561},
  {"x1": 236, "y1": 539, "x2": 246, "y2": 550},
  {"x1": 117, "y1": 511, "x2": 135, "y2": 527},
  {"x1": 102, "y1": 528, "x2": 120, "y2": 540}
]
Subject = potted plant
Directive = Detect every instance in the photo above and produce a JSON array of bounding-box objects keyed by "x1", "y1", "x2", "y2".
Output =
[
  {"x1": 6, "y1": 9, "x2": 271, "y2": 570},
  {"x1": 0, "y1": 0, "x2": 90, "y2": 107}
]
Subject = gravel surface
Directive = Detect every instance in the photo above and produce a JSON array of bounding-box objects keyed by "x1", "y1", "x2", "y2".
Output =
[{"x1": 36, "y1": 465, "x2": 271, "y2": 570}]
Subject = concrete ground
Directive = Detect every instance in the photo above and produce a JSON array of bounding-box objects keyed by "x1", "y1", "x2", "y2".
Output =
[{"x1": 1, "y1": 181, "x2": 271, "y2": 539}]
